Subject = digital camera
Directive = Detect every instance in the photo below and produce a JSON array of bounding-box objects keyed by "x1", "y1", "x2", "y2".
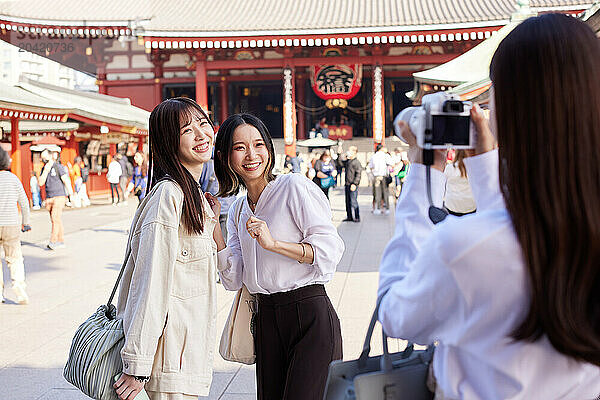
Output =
[{"x1": 394, "y1": 92, "x2": 476, "y2": 149}]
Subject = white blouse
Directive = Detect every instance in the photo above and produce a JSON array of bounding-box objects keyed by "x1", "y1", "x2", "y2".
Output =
[
  {"x1": 217, "y1": 173, "x2": 345, "y2": 294},
  {"x1": 443, "y1": 163, "x2": 476, "y2": 213},
  {"x1": 378, "y1": 151, "x2": 600, "y2": 399}
]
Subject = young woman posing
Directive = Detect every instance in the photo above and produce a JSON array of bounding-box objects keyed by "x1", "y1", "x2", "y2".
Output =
[
  {"x1": 113, "y1": 97, "x2": 219, "y2": 400},
  {"x1": 208, "y1": 113, "x2": 344, "y2": 400}
]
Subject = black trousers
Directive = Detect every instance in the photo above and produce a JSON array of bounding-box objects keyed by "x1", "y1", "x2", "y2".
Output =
[
  {"x1": 255, "y1": 284, "x2": 343, "y2": 400},
  {"x1": 345, "y1": 185, "x2": 360, "y2": 220}
]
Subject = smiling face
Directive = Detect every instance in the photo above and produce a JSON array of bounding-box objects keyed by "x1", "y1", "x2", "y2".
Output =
[
  {"x1": 229, "y1": 124, "x2": 270, "y2": 186},
  {"x1": 177, "y1": 109, "x2": 214, "y2": 172}
]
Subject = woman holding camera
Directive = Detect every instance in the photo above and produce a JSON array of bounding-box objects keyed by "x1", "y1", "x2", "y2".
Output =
[
  {"x1": 378, "y1": 14, "x2": 599, "y2": 399},
  {"x1": 209, "y1": 113, "x2": 344, "y2": 400}
]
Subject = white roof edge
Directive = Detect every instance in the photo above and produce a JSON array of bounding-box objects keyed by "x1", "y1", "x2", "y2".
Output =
[
  {"x1": 18, "y1": 78, "x2": 133, "y2": 105},
  {"x1": 0, "y1": 15, "x2": 151, "y2": 27},
  {"x1": 144, "y1": 20, "x2": 509, "y2": 38}
]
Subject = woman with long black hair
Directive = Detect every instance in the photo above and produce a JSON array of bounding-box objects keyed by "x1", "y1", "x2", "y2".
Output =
[
  {"x1": 113, "y1": 97, "x2": 219, "y2": 400},
  {"x1": 378, "y1": 14, "x2": 600, "y2": 399},
  {"x1": 207, "y1": 113, "x2": 344, "y2": 400}
]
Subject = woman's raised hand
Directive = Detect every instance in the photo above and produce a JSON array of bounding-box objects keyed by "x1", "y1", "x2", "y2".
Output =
[
  {"x1": 396, "y1": 120, "x2": 446, "y2": 171},
  {"x1": 246, "y1": 216, "x2": 276, "y2": 250},
  {"x1": 204, "y1": 193, "x2": 221, "y2": 216},
  {"x1": 469, "y1": 104, "x2": 496, "y2": 156}
]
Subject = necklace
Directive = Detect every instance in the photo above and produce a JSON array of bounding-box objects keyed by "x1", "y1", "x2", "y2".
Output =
[{"x1": 247, "y1": 195, "x2": 257, "y2": 208}]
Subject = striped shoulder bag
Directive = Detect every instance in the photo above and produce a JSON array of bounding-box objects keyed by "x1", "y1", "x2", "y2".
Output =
[{"x1": 63, "y1": 179, "x2": 166, "y2": 400}]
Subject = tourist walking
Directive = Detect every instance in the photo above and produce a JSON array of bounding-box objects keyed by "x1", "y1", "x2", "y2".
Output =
[
  {"x1": 0, "y1": 148, "x2": 31, "y2": 304},
  {"x1": 113, "y1": 97, "x2": 219, "y2": 400},
  {"x1": 378, "y1": 14, "x2": 600, "y2": 399},
  {"x1": 118, "y1": 153, "x2": 133, "y2": 204},
  {"x1": 313, "y1": 150, "x2": 336, "y2": 199},
  {"x1": 126, "y1": 152, "x2": 148, "y2": 204},
  {"x1": 74, "y1": 156, "x2": 91, "y2": 207},
  {"x1": 212, "y1": 113, "x2": 344, "y2": 400},
  {"x1": 343, "y1": 145, "x2": 362, "y2": 222},
  {"x1": 38, "y1": 150, "x2": 72, "y2": 250},
  {"x1": 29, "y1": 171, "x2": 42, "y2": 210},
  {"x1": 107, "y1": 156, "x2": 123, "y2": 205},
  {"x1": 368, "y1": 144, "x2": 393, "y2": 214}
]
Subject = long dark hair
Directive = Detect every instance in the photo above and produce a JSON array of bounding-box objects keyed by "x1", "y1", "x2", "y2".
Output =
[
  {"x1": 214, "y1": 113, "x2": 276, "y2": 197},
  {"x1": 147, "y1": 97, "x2": 214, "y2": 234},
  {"x1": 490, "y1": 14, "x2": 600, "y2": 365}
]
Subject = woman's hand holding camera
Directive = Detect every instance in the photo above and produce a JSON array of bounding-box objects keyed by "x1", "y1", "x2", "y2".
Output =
[
  {"x1": 395, "y1": 120, "x2": 446, "y2": 171},
  {"x1": 469, "y1": 104, "x2": 496, "y2": 156}
]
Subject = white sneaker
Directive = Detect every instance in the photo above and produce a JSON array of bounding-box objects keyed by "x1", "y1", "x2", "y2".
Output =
[
  {"x1": 384, "y1": 209, "x2": 390, "y2": 215},
  {"x1": 373, "y1": 209, "x2": 382, "y2": 215},
  {"x1": 13, "y1": 285, "x2": 29, "y2": 305}
]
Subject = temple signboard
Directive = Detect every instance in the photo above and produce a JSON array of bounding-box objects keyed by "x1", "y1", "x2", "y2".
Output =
[{"x1": 311, "y1": 64, "x2": 362, "y2": 100}]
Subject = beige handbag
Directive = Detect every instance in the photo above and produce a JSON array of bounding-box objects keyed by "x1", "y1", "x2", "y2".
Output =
[{"x1": 219, "y1": 197, "x2": 257, "y2": 365}]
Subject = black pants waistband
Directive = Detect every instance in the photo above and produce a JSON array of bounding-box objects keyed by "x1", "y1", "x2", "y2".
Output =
[{"x1": 256, "y1": 284, "x2": 326, "y2": 306}]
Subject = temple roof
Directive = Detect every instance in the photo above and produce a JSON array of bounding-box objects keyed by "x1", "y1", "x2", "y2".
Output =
[{"x1": 0, "y1": 0, "x2": 592, "y2": 36}]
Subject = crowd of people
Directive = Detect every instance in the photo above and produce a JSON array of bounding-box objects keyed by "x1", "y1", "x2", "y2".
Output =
[{"x1": 2, "y1": 13, "x2": 599, "y2": 400}]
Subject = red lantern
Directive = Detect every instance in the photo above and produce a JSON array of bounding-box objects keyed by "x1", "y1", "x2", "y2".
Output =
[{"x1": 311, "y1": 64, "x2": 362, "y2": 100}]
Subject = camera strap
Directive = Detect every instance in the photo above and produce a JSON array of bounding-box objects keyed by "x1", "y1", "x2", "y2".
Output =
[{"x1": 423, "y1": 151, "x2": 448, "y2": 225}]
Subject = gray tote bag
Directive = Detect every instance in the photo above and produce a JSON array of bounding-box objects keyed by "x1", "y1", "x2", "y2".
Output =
[{"x1": 323, "y1": 300, "x2": 434, "y2": 400}]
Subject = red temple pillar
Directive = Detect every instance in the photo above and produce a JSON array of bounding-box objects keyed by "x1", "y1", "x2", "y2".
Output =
[
  {"x1": 10, "y1": 117, "x2": 22, "y2": 181},
  {"x1": 137, "y1": 136, "x2": 144, "y2": 152},
  {"x1": 296, "y1": 72, "x2": 306, "y2": 141},
  {"x1": 372, "y1": 64, "x2": 385, "y2": 147},
  {"x1": 283, "y1": 67, "x2": 297, "y2": 157},
  {"x1": 219, "y1": 76, "x2": 228, "y2": 126},
  {"x1": 195, "y1": 57, "x2": 208, "y2": 111},
  {"x1": 97, "y1": 65, "x2": 107, "y2": 95}
]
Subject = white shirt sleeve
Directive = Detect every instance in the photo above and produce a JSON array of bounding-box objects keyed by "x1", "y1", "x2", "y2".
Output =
[
  {"x1": 288, "y1": 176, "x2": 345, "y2": 279},
  {"x1": 217, "y1": 198, "x2": 244, "y2": 291},
  {"x1": 463, "y1": 149, "x2": 504, "y2": 211},
  {"x1": 377, "y1": 164, "x2": 446, "y2": 297}
]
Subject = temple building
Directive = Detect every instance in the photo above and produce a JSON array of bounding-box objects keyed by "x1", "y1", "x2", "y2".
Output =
[{"x1": 0, "y1": 0, "x2": 593, "y2": 166}]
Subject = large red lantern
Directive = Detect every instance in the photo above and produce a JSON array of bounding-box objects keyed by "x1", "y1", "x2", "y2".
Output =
[{"x1": 311, "y1": 64, "x2": 362, "y2": 100}]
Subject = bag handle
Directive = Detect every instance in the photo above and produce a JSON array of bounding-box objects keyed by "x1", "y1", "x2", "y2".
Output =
[
  {"x1": 358, "y1": 293, "x2": 415, "y2": 370},
  {"x1": 106, "y1": 178, "x2": 173, "y2": 309}
]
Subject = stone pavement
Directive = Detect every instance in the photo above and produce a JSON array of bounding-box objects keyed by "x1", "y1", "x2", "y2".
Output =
[{"x1": 0, "y1": 182, "x2": 407, "y2": 400}]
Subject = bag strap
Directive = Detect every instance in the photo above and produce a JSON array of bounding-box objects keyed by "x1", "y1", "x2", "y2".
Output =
[
  {"x1": 106, "y1": 178, "x2": 173, "y2": 308},
  {"x1": 358, "y1": 292, "x2": 416, "y2": 370}
]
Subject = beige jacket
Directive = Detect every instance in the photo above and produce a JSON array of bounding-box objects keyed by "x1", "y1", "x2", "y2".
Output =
[{"x1": 116, "y1": 180, "x2": 218, "y2": 396}]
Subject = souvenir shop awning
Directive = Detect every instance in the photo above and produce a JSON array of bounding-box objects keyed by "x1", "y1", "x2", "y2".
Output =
[
  {"x1": 16, "y1": 79, "x2": 150, "y2": 134},
  {"x1": 0, "y1": 81, "x2": 71, "y2": 121},
  {"x1": 0, "y1": 119, "x2": 79, "y2": 133}
]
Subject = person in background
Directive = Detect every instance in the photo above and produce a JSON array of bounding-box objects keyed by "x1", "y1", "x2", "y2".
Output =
[
  {"x1": 0, "y1": 148, "x2": 31, "y2": 305},
  {"x1": 107, "y1": 155, "x2": 123, "y2": 205},
  {"x1": 126, "y1": 152, "x2": 148, "y2": 204},
  {"x1": 118, "y1": 153, "x2": 133, "y2": 205},
  {"x1": 313, "y1": 150, "x2": 336, "y2": 199},
  {"x1": 212, "y1": 113, "x2": 344, "y2": 400},
  {"x1": 367, "y1": 144, "x2": 393, "y2": 215},
  {"x1": 199, "y1": 153, "x2": 235, "y2": 242},
  {"x1": 67, "y1": 159, "x2": 82, "y2": 208},
  {"x1": 444, "y1": 150, "x2": 476, "y2": 216},
  {"x1": 75, "y1": 156, "x2": 91, "y2": 207},
  {"x1": 334, "y1": 140, "x2": 345, "y2": 186},
  {"x1": 378, "y1": 14, "x2": 600, "y2": 399},
  {"x1": 289, "y1": 151, "x2": 303, "y2": 173},
  {"x1": 30, "y1": 171, "x2": 42, "y2": 210},
  {"x1": 38, "y1": 150, "x2": 72, "y2": 250},
  {"x1": 342, "y1": 145, "x2": 362, "y2": 222}
]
